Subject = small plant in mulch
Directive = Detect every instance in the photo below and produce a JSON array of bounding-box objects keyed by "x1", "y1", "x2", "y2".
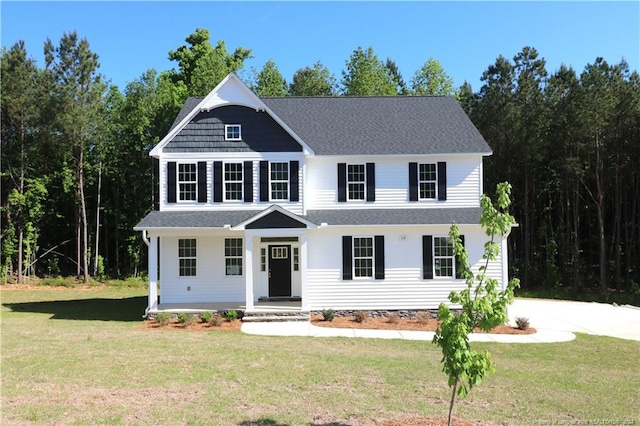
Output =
[
  {"x1": 224, "y1": 310, "x2": 238, "y2": 322},
  {"x1": 515, "y1": 316, "x2": 530, "y2": 331},
  {"x1": 208, "y1": 314, "x2": 224, "y2": 327},
  {"x1": 354, "y1": 310, "x2": 368, "y2": 323},
  {"x1": 200, "y1": 311, "x2": 213, "y2": 323},
  {"x1": 154, "y1": 312, "x2": 172, "y2": 327},
  {"x1": 387, "y1": 313, "x2": 400, "y2": 324},
  {"x1": 321, "y1": 308, "x2": 335, "y2": 322},
  {"x1": 417, "y1": 311, "x2": 431, "y2": 325},
  {"x1": 177, "y1": 312, "x2": 196, "y2": 326}
]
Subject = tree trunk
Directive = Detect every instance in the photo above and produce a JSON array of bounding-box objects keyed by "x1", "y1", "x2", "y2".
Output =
[
  {"x1": 448, "y1": 376, "x2": 459, "y2": 426},
  {"x1": 79, "y1": 148, "x2": 89, "y2": 284},
  {"x1": 572, "y1": 180, "x2": 580, "y2": 296},
  {"x1": 93, "y1": 161, "x2": 102, "y2": 277},
  {"x1": 595, "y1": 133, "x2": 607, "y2": 292}
]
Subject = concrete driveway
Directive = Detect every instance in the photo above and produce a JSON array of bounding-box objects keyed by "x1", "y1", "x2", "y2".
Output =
[{"x1": 508, "y1": 298, "x2": 640, "y2": 341}]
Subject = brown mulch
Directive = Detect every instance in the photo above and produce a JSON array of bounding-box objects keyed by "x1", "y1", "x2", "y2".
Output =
[
  {"x1": 311, "y1": 315, "x2": 536, "y2": 335},
  {"x1": 141, "y1": 319, "x2": 242, "y2": 331}
]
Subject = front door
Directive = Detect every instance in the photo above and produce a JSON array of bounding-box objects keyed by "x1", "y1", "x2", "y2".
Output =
[{"x1": 268, "y1": 245, "x2": 291, "y2": 297}]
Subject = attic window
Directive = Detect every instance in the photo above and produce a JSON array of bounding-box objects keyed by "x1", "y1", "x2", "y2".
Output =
[{"x1": 225, "y1": 124, "x2": 241, "y2": 141}]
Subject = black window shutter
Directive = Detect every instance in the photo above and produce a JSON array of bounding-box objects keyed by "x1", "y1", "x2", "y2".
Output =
[
  {"x1": 437, "y1": 162, "x2": 447, "y2": 201},
  {"x1": 289, "y1": 160, "x2": 299, "y2": 202},
  {"x1": 423, "y1": 235, "x2": 433, "y2": 279},
  {"x1": 259, "y1": 161, "x2": 269, "y2": 202},
  {"x1": 342, "y1": 236, "x2": 352, "y2": 280},
  {"x1": 197, "y1": 162, "x2": 207, "y2": 203},
  {"x1": 243, "y1": 161, "x2": 253, "y2": 203},
  {"x1": 366, "y1": 162, "x2": 375, "y2": 202},
  {"x1": 213, "y1": 161, "x2": 223, "y2": 203},
  {"x1": 167, "y1": 162, "x2": 176, "y2": 203},
  {"x1": 337, "y1": 163, "x2": 346, "y2": 202},
  {"x1": 456, "y1": 235, "x2": 465, "y2": 279},
  {"x1": 409, "y1": 162, "x2": 418, "y2": 201},
  {"x1": 374, "y1": 235, "x2": 385, "y2": 280}
]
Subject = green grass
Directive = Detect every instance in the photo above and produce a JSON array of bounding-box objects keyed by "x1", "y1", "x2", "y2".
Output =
[{"x1": 2, "y1": 288, "x2": 639, "y2": 425}]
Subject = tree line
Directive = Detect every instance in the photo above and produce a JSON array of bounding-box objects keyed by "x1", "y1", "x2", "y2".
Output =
[{"x1": 2, "y1": 28, "x2": 639, "y2": 297}]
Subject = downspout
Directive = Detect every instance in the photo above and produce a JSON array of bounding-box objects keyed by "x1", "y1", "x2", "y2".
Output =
[{"x1": 141, "y1": 230, "x2": 150, "y2": 318}]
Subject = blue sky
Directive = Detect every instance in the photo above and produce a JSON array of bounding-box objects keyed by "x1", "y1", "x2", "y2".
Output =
[{"x1": 1, "y1": 1, "x2": 638, "y2": 92}]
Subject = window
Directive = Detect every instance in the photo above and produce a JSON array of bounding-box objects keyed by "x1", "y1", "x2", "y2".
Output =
[
  {"x1": 224, "y1": 163, "x2": 243, "y2": 200},
  {"x1": 270, "y1": 162, "x2": 289, "y2": 200},
  {"x1": 225, "y1": 238, "x2": 243, "y2": 275},
  {"x1": 293, "y1": 247, "x2": 299, "y2": 271},
  {"x1": 347, "y1": 164, "x2": 366, "y2": 200},
  {"x1": 433, "y1": 237, "x2": 454, "y2": 277},
  {"x1": 353, "y1": 237, "x2": 374, "y2": 277},
  {"x1": 225, "y1": 124, "x2": 241, "y2": 140},
  {"x1": 260, "y1": 248, "x2": 266, "y2": 272},
  {"x1": 271, "y1": 246, "x2": 288, "y2": 259},
  {"x1": 178, "y1": 239, "x2": 196, "y2": 277},
  {"x1": 419, "y1": 163, "x2": 437, "y2": 199},
  {"x1": 178, "y1": 163, "x2": 197, "y2": 201}
]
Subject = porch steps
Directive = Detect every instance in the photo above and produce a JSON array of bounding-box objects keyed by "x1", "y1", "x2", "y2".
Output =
[{"x1": 242, "y1": 310, "x2": 310, "y2": 323}]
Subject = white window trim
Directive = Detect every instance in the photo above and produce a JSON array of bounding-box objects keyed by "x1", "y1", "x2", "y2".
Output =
[
  {"x1": 433, "y1": 236, "x2": 455, "y2": 278},
  {"x1": 224, "y1": 238, "x2": 244, "y2": 276},
  {"x1": 177, "y1": 238, "x2": 197, "y2": 278},
  {"x1": 225, "y1": 124, "x2": 242, "y2": 141},
  {"x1": 177, "y1": 162, "x2": 198, "y2": 202},
  {"x1": 270, "y1": 162, "x2": 289, "y2": 201},
  {"x1": 223, "y1": 162, "x2": 243, "y2": 202},
  {"x1": 347, "y1": 163, "x2": 366, "y2": 201},
  {"x1": 352, "y1": 236, "x2": 374, "y2": 278},
  {"x1": 418, "y1": 163, "x2": 437, "y2": 200}
]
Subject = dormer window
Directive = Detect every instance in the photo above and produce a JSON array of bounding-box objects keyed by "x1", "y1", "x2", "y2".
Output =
[{"x1": 225, "y1": 124, "x2": 241, "y2": 141}]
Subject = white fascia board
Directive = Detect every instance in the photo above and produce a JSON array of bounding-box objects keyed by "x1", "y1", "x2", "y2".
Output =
[
  {"x1": 149, "y1": 72, "x2": 315, "y2": 158},
  {"x1": 314, "y1": 152, "x2": 492, "y2": 160},
  {"x1": 233, "y1": 204, "x2": 317, "y2": 230}
]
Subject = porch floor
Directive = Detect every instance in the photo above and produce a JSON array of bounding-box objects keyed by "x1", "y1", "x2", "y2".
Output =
[{"x1": 151, "y1": 300, "x2": 304, "y2": 313}]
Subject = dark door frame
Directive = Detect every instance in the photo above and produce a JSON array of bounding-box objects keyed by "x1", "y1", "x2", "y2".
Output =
[{"x1": 268, "y1": 244, "x2": 292, "y2": 297}]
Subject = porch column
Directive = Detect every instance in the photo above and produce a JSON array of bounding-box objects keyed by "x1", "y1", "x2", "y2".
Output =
[
  {"x1": 148, "y1": 234, "x2": 158, "y2": 311},
  {"x1": 245, "y1": 235, "x2": 254, "y2": 311},
  {"x1": 300, "y1": 233, "x2": 309, "y2": 310}
]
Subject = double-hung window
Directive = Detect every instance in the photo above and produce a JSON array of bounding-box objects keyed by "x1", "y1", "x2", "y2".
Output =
[
  {"x1": 178, "y1": 163, "x2": 197, "y2": 201},
  {"x1": 270, "y1": 162, "x2": 289, "y2": 200},
  {"x1": 225, "y1": 238, "x2": 243, "y2": 276},
  {"x1": 347, "y1": 164, "x2": 366, "y2": 200},
  {"x1": 224, "y1": 163, "x2": 243, "y2": 201},
  {"x1": 419, "y1": 163, "x2": 437, "y2": 199},
  {"x1": 225, "y1": 124, "x2": 241, "y2": 141},
  {"x1": 353, "y1": 237, "x2": 374, "y2": 277},
  {"x1": 433, "y1": 237, "x2": 455, "y2": 277},
  {"x1": 178, "y1": 239, "x2": 197, "y2": 277}
]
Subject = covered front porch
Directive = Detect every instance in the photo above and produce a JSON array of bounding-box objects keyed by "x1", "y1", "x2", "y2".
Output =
[{"x1": 149, "y1": 300, "x2": 303, "y2": 314}]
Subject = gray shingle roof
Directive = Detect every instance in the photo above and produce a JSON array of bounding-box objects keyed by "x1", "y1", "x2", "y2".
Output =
[
  {"x1": 166, "y1": 96, "x2": 491, "y2": 156},
  {"x1": 134, "y1": 208, "x2": 482, "y2": 229}
]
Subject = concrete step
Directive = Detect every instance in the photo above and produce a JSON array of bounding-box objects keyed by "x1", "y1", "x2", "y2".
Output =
[{"x1": 242, "y1": 311, "x2": 310, "y2": 323}]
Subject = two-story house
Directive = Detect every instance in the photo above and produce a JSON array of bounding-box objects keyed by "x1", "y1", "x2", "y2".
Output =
[{"x1": 134, "y1": 72, "x2": 509, "y2": 317}]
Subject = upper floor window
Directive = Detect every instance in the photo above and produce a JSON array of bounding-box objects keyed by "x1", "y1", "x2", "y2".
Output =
[
  {"x1": 225, "y1": 124, "x2": 241, "y2": 141},
  {"x1": 178, "y1": 163, "x2": 197, "y2": 201},
  {"x1": 178, "y1": 238, "x2": 197, "y2": 277},
  {"x1": 270, "y1": 162, "x2": 289, "y2": 200},
  {"x1": 419, "y1": 163, "x2": 437, "y2": 199},
  {"x1": 224, "y1": 163, "x2": 243, "y2": 201},
  {"x1": 348, "y1": 164, "x2": 366, "y2": 200}
]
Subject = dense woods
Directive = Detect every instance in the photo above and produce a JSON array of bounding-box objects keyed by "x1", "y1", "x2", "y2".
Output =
[{"x1": 2, "y1": 28, "x2": 639, "y2": 297}]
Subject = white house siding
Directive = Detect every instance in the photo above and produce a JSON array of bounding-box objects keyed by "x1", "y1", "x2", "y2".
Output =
[
  {"x1": 305, "y1": 155, "x2": 484, "y2": 210},
  {"x1": 158, "y1": 154, "x2": 305, "y2": 215},
  {"x1": 305, "y1": 225, "x2": 503, "y2": 310},
  {"x1": 159, "y1": 235, "x2": 245, "y2": 304}
]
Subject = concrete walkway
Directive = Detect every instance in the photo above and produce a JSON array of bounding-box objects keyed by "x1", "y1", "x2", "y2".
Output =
[{"x1": 241, "y1": 298, "x2": 640, "y2": 343}]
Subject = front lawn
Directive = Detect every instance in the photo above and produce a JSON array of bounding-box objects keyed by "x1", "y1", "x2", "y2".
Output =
[{"x1": 1, "y1": 287, "x2": 638, "y2": 425}]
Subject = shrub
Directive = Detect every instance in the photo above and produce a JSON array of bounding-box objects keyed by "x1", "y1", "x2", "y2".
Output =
[
  {"x1": 515, "y1": 316, "x2": 530, "y2": 331},
  {"x1": 321, "y1": 308, "x2": 335, "y2": 322},
  {"x1": 224, "y1": 310, "x2": 238, "y2": 322},
  {"x1": 177, "y1": 312, "x2": 195, "y2": 326},
  {"x1": 417, "y1": 311, "x2": 431, "y2": 325},
  {"x1": 209, "y1": 314, "x2": 224, "y2": 327},
  {"x1": 155, "y1": 312, "x2": 172, "y2": 326},
  {"x1": 200, "y1": 311, "x2": 213, "y2": 323},
  {"x1": 354, "y1": 310, "x2": 368, "y2": 323},
  {"x1": 387, "y1": 313, "x2": 400, "y2": 324}
]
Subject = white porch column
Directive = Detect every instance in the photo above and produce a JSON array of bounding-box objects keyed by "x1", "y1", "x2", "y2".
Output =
[
  {"x1": 148, "y1": 234, "x2": 159, "y2": 311},
  {"x1": 300, "y1": 233, "x2": 309, "y2": 310},
  {"x1": 245, "y1": 234, "x2": 254, "y2": 311}
]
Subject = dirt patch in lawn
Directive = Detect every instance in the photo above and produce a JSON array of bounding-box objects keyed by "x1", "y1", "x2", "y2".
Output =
[
  {"x1": 380, "y1": 417, "x2": 495, "y2": 425},
  {"x1": 311, "y1": 315, "x2": 536, "y2": 335}
]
